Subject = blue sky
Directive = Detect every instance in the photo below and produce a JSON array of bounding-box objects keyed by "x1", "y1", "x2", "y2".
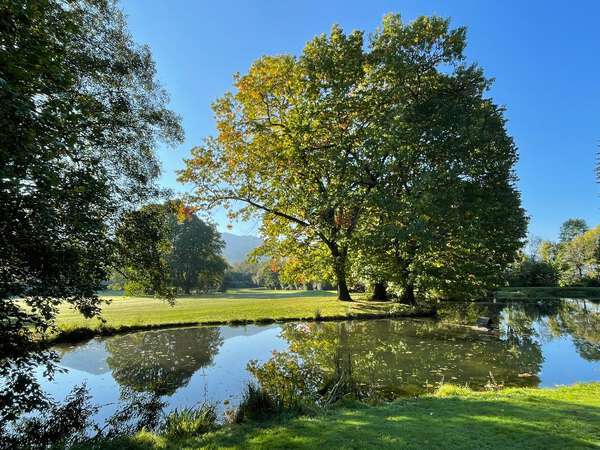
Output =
[{"x1": 121, "y1": 0, "x2": 599, "y2": 239}]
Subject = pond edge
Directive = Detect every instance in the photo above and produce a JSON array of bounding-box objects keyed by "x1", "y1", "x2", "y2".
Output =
[{"x1": 49, "y1": 307, "x2": 437, "y2": 345}]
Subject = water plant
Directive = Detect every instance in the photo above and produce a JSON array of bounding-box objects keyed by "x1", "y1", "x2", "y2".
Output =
[
  {"x1": 230, "y1": 383, "x2": 279, "y2": 423},
  {"x1": 161, "y1": 404, "x2": 217, "y2": 438}
]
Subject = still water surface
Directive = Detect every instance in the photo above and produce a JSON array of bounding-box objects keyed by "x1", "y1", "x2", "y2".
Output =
[{"x1": 39, "y1": 299, "x2": 599, "y2": 423}]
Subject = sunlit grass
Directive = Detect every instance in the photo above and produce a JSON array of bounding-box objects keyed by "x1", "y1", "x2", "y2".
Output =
[
  {"x1": 54, "y1": 288, "x2": 417, "y2": 339},
  {"x1": 77, "y1": 383, "x2": 600, "y2": 449}
]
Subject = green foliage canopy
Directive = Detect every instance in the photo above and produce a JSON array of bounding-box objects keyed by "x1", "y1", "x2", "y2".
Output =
[
  {"x1": 0, "y1": 0, "x2": 182, "y2": 423},
  {"x1": 180, "y1": 14, "x2": 526, "y2": 301},
  {"x1": 115, "y1": 203, "x2": 227, "y2": 295}
]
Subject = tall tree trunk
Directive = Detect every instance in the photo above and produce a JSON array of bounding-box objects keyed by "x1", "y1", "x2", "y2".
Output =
[
  {"x1": 336, "y1": 275, "x2": 351, "y2": 301},
  {"x1": 395, "y1": 241, "x2": 417, "y2": 305},
  {"x1": 330, "y1": 244, "x2": 352, "y2": 301},
  {"x1": 399, "y1": 283, "x2": 416, "y2": 305},
  {"x1": 371, "y1": 281, "x2": 387, "y2": 301}
]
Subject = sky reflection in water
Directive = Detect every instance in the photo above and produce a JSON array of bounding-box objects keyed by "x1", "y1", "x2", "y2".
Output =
[{"x1": 39, "y1": 299, "x2": 599, "y2": 424}]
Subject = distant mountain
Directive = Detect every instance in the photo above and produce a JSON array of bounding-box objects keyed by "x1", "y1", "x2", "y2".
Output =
[{"x1": 221, "y1": 232, "x2": 262, "y2": 264}]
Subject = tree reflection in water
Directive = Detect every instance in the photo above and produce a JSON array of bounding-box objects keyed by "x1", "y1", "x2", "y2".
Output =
[
  {"x1": 106, "y1": 327, "x2": 223, "y2": 395},
  {"x1": 546, "y1": 300, "x2": 600, "y2": 361},
  {"x1": 251, "y1": 300, "x2": 598, "y2": 402}
]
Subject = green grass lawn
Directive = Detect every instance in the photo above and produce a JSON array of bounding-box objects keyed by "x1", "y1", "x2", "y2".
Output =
[
  {"x1": 496, "y1": 286, "x2": 600, "y2": 300},
  {"x1": 54, "y1": 288, "x2": 418, "y2": 340},
  {"x1": 84, "y1": 383, "x2": 600, "y2": 449}
]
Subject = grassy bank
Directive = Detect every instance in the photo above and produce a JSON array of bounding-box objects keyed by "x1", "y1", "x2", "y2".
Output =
[
  {"x1": 496, "y1": 286, "x2": 600, "y2": 300},
  {"x1": 53, "y1": 289, "x2": 427, "y2": 342},
  {"x1": 83, "y1": 383, "x2": 600, "y2": 449}
]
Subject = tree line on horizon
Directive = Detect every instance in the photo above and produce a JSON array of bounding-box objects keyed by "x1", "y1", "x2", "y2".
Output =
[{"x1": 507, "y1": 218, "x2": 600, "y2": 288}]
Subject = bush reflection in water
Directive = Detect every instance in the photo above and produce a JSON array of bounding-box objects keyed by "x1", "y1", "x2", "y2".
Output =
[
  {"x1": 249, "y1": 299, "x2": 599, "y2": 406},
  {"x1": 3, "y1": 300, "x2": 598, "y2": 447}
]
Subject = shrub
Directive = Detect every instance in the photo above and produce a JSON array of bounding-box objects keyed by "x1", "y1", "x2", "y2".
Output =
[
  {"x1": 434, "y1": 384, "x2": 473, "y2": 397},
  {"x1": 505, "y1": 257, "x2": 558, "y2": 287},
  {"x1": 162, "y1": 404, "x2": 217, "y2": 438},
  {"x1": 247, "y1": 353, "x2": 323, "y2": 411},
  {"x1": 231, "y1": 383, "x2": 279, "y2": 423}
]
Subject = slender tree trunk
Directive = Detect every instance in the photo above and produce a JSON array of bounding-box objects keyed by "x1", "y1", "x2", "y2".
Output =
[
  {"x1": 399, "y1": 283, "x2": 416, "y2": 305},
  {"x1": 371, "y1": 281, "x2": 387, "y2": 301}
]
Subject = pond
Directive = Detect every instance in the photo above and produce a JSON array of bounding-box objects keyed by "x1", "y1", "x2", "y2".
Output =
[{"x1": 38, "y1": 299, "x2": 599, "y2": 424}]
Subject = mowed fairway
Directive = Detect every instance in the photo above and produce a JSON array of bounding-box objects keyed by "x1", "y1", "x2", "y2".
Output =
[{"x1": 54, "y1": 289, "x2": 406, "y2": 336}]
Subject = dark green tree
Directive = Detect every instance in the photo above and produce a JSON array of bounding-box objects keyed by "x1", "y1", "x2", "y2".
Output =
[
  {"x1": 0, "y1": 0, "x2": 182, "y2": 423},
  {"x1": 504, "y1": 255, "x2": 558, "y2": 287},
  {"x1": 115, "y1": 203, "x2": 179, "y2": 298},
  {"x1": 559, "y1": 218, "x2": 588, "y2": 243},
  {"x1": 170, "y1": 214, "x2": 227, "y2": 294},
  {"x1": 350, "y1": 14, "x2": 527, "y2": 303},
  {"x1": 115, "y1": 203, "x2": 227, "y2": 295},
  {"x1": 221, "y1": 261, "x2": 258, "y2": 289}
]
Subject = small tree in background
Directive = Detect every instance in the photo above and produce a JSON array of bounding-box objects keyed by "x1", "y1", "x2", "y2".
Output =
[
  {"x1": 558, "y1": 218, "x2": 588, "y2": 244},
  {"x1": 170, "y1": 213, "x2": 227, "y2": 294},
  {"x1": 556, "y1": 226, "x2": 600, "y2": 286},
  {"x1": 115, "y1": 203, "x2": 227, "y2": 295}
]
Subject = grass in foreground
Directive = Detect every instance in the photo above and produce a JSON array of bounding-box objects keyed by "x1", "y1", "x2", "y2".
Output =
[
  {"x1": 496, "y1": 286, "x2": 600, "y2": 300},
  {"x1": 54, "y1": 289, "x2": 420, "y2": 340},
  {"x1": 82, "y1": 383, "x2": 600, "y2": 449}
]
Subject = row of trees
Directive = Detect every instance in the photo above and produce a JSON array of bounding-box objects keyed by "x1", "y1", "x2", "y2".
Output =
[
  {"x1": 179, "y1": 14, "x2": 528, "y2": 301},
  {"x1": 508, "y1": 219, "x2": 600, "y2": 287},
  {"x1": 222, "y1": 260, "x2": 336, "y2": 291}
]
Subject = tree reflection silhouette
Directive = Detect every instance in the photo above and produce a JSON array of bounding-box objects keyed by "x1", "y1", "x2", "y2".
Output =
[
  {"x1": 549, "y1": 300, "x2": 600, "y2": 361},
  {"x1": 106, "y1": 327, "x2": 223, "y2": 395}
]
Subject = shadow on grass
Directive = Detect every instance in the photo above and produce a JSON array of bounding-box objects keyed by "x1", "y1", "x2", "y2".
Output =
[
  {"x1": 196, "y1": 396, "x2": 600, "y2": 450},
  {"x1": 100, "y1": 288, "x2": 339, "y2": 300},
  {"x1": 221, "y1": 289, "x2": 338, "y2": 300},
  {"x1": 86, "y1": 389, "x2": 600, "y2": 449}
]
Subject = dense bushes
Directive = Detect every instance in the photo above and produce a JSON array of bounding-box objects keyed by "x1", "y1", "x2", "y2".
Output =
[{"x1": 505, "y1": 257, "x2": 558, "y2": 287}]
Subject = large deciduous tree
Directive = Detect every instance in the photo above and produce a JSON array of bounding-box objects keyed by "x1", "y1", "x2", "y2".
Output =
[
  {"x1": 170, "y1": 212, "x2": 227, "y2": 294},
  {"x1": 350, "y1": 15, "x2": 526, "y2": 302},
  {"x1": 116, "y1": 203, "x2": 227, "y2": 295},
  {"x1": 0, "y1": 0, "x2": 182, "y2": 424},
  {"x1": 180, "y1": 14, "x2": 526, "y2": 301},
  {"x1": 180, "y1": 28, "x2": 372, "y2": 300}
]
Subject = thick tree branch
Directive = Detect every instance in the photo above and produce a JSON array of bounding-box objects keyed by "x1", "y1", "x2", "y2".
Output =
[{"x1": 214, "y1": 194, "x2": 311, "y2": 228}]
